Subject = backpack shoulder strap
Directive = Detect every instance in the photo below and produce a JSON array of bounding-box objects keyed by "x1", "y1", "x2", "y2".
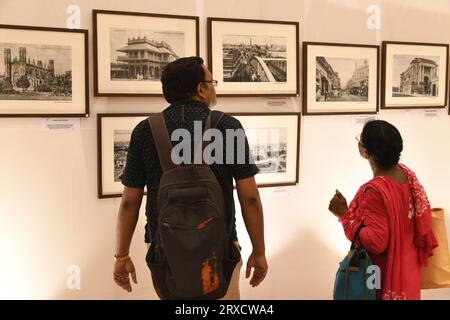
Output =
[
  {"x1": 148, "y1": 113, "x2": 176, "y2": 172},
  {"x1": 195, "y1": 110, "x2": 225, "y2": 164},
  {"x1": 205, "y1": 110, "x2": 225, "y2": 132}
]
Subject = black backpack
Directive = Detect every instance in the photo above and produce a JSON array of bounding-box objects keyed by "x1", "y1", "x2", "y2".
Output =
[{"x1": 146, "y1": 110, "x2": 241, "y2": 300}]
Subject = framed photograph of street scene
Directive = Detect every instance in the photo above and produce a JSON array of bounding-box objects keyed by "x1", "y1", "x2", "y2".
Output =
[
  {"x1": 93, "y1": 10, "x2": 199, "y2": 96},
  {"x1": 231, "y1": 113, "x2": 300, "y2": 187},
  {"x1": 207, "y1": 18, "x2": 299, "y2": 96},
  {"x1": 382, "y1": 41, "x2": 449, "y2": 109},
  {"x1": 97, "y1": 113, "x2": 149, "y2": 198},
  {"x1": 302, "y1": 42, "x2": 379, "y2": 115},
  {"x1": 0, "y1": 24, "x2": 89, "y2": 117}
]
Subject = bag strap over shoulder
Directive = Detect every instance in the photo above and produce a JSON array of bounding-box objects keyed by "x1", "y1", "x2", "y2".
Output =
[
  {"x1": 351, "y1": 224, "x2": 365, "y2": 250},
  {"x1": 148, "y1": 113, "x2": 176, "y2": 172}
]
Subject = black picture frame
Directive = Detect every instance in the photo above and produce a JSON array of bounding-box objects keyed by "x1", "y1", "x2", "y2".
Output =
[{"x1": 0, "y1": 24, "x2": 89, "y2": 118}]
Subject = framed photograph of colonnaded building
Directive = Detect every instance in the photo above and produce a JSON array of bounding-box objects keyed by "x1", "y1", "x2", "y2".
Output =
[
  {"x1": 0, "y1": 24, "x2": 89, "y2": 117},
  {"x1": 382, "y1": 41, "x2": 449, "y2": 109},
  {"x1": 207, "y1": 17, "x2": 299, "y2": 96},
  {"x1": 302, "y1": 42, "x2": 379, "y2": 115},
  {"x1": 93, "y1": 10, "x2": 199, "y2": 96}
]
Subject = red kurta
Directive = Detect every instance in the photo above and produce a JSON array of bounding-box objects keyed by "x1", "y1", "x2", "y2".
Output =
[{"x1": 339, "y1": 164, "x2": 437, "y2": 300}]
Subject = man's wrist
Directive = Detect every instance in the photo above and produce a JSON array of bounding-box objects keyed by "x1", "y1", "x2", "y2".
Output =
[
  {"x1": 114, "y1": 253, "x2": 130, "y2": 262},
  {"x1": 252, "y1": 247, "x2": 265, "y2": 256}
]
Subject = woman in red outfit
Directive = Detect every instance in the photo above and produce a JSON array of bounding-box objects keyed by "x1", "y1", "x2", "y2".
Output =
[{"x1": 329, "y1": 120, "x2": 438, "y2": 300}]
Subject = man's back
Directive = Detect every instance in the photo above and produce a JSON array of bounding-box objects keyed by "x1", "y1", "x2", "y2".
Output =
[{"x1": 121, "y1": 99, "x2": 258, "y2": 244}]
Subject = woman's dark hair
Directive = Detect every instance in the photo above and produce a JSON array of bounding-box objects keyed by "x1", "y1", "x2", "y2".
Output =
[
  {"x1": 361, "y1": 120, "x2": 403, "y2": 169},
  {"x1": 161, "y1": 56, "x2": 205, "y2": 103}
]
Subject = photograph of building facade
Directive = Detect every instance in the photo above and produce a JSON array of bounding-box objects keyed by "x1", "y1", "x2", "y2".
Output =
[
  {"x1": 110, "y1": 34, "x2": 180, "y2": 81},
  {"x1": 346, "y1": 60, "x2": 369, "y2": 97},
  {"x1": 222, "y1": 35, "x2": 287, "y2": 83},
  {"x1": 316, "y1": 56, "x2": 369, "y2": 102},
  {"x1": 316, "y1": 56, "x2": 341, "y2": 101},
  {"x1": 393, "y1": 56, "x2": 439, "y2": 97},
  {"x1": 0, "y1": 45, "x2": 72, "y2": 100}
]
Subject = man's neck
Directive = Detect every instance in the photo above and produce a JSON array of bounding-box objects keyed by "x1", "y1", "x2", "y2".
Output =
[{"x1": 189, "y1": 96, "x2": 209, "y2": 107}]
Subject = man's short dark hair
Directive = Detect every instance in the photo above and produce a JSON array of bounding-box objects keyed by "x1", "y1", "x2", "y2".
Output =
[{"x1": 161, "y1": 56, "x2": 205, "y2": 103}]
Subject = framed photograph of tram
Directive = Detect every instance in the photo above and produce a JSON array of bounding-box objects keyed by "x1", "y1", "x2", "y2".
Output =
[
  {"x1": 231, "y1": 113, "x2": 300, "y2": 187},
  {"x1": 97, "y1": 113, "x2": 149, "y2": 198},
  {"x1": 381, "y1": 41, "x2": 449, "y2": 109},
  {"x1": 0, "y1": 24, "x2": 89, "y2": 117},
  {"x1": 93, "y1": 10, "x2": 199, "y2": 96},
  {"x1": 207, "y1": 17, "x2": 299, "y2": 96},
  {"x1": 302, "y1": 42, "x2": 379, "y2": 115}
]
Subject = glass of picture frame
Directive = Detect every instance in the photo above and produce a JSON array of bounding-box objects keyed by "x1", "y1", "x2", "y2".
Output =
[
  {"x1": 231, "y1": 112, "x2": 300, "y2": 187},
  {"x1": 302, "y1": 42, "x2": 379, "y2": 115},
  {"x1": 93, "y1": 9, "x2": 199, "y2": 96},
  {"x1": 207, "y1": 17, "x2": 299, "y2": 96},
  {"x1": 0, "y1": 24, "x2": 89, "y2": 117},
  {"x1": 381, "y1": 41, "x2": 449, "y2": 109},
  {"x1": 97, "y1": 113, "x2": 149, "y2": 198}
]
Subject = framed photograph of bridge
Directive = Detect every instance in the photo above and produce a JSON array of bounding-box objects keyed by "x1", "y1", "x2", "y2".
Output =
[
  {"x1": 97, "y1": 113, "x2": 150, "y2": 198},
  {"x1": 0, "y1": 24, "x2": 89, "y2": 117},
  {"x1": 93, "y1": 10, "x2": 199, "y2": 96},
  {"x1": 231, "y1": 113, "x2": 300, "y2": 187},
  {"x1": 381, "y1": 41, "x2": 449, "y2": 109},
  {"x1": 302, "y1": 42, "x2": 379, "y2": 115},
  {"x1": 207, "y1": 18, "x2": 299, "y2": 96}
]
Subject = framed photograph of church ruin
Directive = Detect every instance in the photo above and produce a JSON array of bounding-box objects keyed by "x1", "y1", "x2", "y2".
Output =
[
  {"x1": 97, "y1": 113, "x2": 150, "y2": 198},
  {"x1": 207, "y1": 18, "x2": 299, "y2": 96},
  {"x1": 302, "y1": 42, "x2": 379, "y2": 115},
  {"x1": 0, "y1": 24, "x2": 89, "y2": 117},
  {"x1": 382, "y1": 41, "x2": 449, "y2": 109},
  {"x1": 93, "y1": 10, "x2": 199, "y2": 96},
  {"x1": 231, "y1": 113, "x2": 300, "y2": 187}
]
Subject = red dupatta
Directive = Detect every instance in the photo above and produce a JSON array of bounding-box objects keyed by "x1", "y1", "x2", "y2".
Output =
[{"x1": 341, "y1": 164, "x2": 438, "y2": 300}]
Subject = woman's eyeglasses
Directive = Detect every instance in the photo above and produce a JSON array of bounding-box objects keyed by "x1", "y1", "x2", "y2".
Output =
[{"x1": 355, "y1": 134, "x2": 364, "y2": 146}]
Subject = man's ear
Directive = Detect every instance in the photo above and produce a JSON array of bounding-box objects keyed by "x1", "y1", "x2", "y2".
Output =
[{"x1": 196, "y1": 82, "x2": 206, "y2": 97}]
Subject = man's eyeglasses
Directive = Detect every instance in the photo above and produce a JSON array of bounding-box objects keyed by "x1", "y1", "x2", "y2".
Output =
[{"x1": 201, "y1": 80, "x2": 218, "y2": 87}]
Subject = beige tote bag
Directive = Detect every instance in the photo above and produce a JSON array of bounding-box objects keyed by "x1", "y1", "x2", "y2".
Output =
[{"x1": 421, "y1": 208, "x2": 450, "y2": 289}]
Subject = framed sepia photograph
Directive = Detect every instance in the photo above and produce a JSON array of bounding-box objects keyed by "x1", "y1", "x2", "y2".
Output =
[
  {"x1": 302, "y1": 42, "x2": 379, "y2": 115},
  {"x1": 231, "y1": 113, "x2": 300, "y2": 187},
  {"x1": 0, "y1": 24, "x2": 89, "y2": 117},
  {"x1": 97, "y1": 113, "x2": 149, "y2": 198},
  {"x1": 93, "y1": 10, "x2": 199, "y2": 96},
  {"x1": 207, "y1": 17, "x2": 299, "y2": 96},
  {"x1": 382, "y1": 41, "x2": 449, "y2": 109}
]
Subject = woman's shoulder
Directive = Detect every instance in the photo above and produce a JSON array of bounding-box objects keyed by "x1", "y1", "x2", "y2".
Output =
[{"x1": 360, "y1": 177, "x2": 393, "y2": 198}]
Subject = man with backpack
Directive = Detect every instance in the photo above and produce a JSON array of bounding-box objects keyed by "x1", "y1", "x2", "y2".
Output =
[{"x1": 113, "y1": 56, "x2": 267, "y2": 299}]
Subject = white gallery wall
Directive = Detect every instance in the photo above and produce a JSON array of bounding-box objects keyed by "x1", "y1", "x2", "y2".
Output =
[{"x1": 1, "y1": 0, "x2": 450, "y2": 299}]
